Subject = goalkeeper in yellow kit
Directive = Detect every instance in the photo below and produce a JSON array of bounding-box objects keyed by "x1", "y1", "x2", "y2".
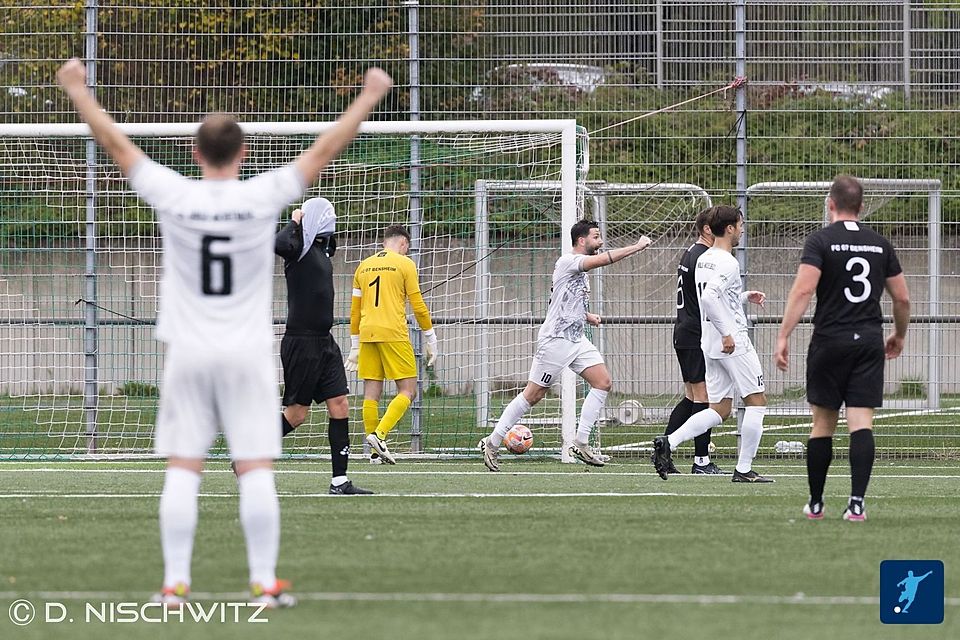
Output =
[{"x1": 345, "y1": 225, "x2": 438, "y2": 464}]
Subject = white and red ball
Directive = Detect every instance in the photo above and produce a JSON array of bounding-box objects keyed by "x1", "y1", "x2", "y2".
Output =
[{"x1": 503, "y1": 424, "x2": 533, "y2": 454}]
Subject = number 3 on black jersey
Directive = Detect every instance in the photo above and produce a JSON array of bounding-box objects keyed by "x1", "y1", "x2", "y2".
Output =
[
  {"x1": 201, "y1": 235, "x2": 232, "y2": 296},
  {"x1": 844, "y1": 256, "x2": 871, "y2": 304}
]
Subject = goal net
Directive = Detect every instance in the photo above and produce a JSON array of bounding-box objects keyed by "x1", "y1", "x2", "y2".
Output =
[{"x1": 0, "y1": 120, "x2": 587, "y2": 459}]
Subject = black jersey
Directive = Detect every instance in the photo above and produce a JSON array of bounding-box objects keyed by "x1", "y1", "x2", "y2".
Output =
[
  {"x1": 673, "y1": 241, "x2": 710, "y2": 348},
  {"x1": 800, "y1": 220, "x2": 902, "y2": 342},
  {"x1": 275, "y1": 220, "x2": 335, "y2": 335}
]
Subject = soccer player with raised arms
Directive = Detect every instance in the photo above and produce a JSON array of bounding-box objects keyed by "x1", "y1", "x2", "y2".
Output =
[
  {"x1": 775, "y1": 175, "x2": 910, "y2": 521},
  {"x1": 57, "y1": 57, "x2": 391, "y2": 606},
  {"x1": 346, "y1": 225, "x2": 438, "y2": 464},
  {"x1": 651, "y1": 205, "x2": 772, "y2": 483},
  {"x1": 479, "y1": 219, "x2": 652, "y2": 471}
]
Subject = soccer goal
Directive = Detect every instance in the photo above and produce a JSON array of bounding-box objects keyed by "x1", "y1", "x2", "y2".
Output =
[
  {"x1": 0, "y1": 119, "x2": 587, "y2": 459},
  {"x1": 744, "y1": 178, "x2": 958, "y2": 459}
]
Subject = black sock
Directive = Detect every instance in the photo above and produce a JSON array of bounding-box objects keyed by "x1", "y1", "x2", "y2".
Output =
[
  {"x1": 281, "y1": 414, "x2": 296, "y2": 437},
  {"x1": 691, "y1": 402, "x2": 711, "y2": 456},
  {"x1": 806, "y1": 436, "x2": 833, "y2": 504},
  {"x1": 849, "y1": 429, "x2": 875, "y2": 501},
  {"x1": 665, "y1": 397, "x2": 694, "y2": 436},
  {"x1": 329, "y1": 417, "x2": 350, "y2": 478}
]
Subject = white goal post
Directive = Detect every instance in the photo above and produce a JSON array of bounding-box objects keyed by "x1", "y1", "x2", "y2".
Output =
[{"x1": 0, "y1": 119, "x2": 587, "y2": 459}]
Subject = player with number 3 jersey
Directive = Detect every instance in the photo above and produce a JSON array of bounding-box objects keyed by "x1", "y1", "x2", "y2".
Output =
[{"x1": 776, "y1": 175, "x2": 910, "y2": 522}]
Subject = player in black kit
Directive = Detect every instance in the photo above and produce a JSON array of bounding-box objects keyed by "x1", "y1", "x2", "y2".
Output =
[
  {"x1": 775, "y1": 176, "x2": 910, "y2": 521},
  {"x1": 275, "y1": 198, "x2": 373, "y2": 495},
  {"x1": 665, "y1": 208, "x2": 726, "y2": 474}
]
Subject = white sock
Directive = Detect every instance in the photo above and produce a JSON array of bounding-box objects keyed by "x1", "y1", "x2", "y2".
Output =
[
  {"x1": 331, "y1": 475, "x2": 348, "y2": 487},
  {"x1": 668, "y1": 408, "x2": 723, "y2": 450},
  {"x1": 239, "y1": 468, "x2": 280, "y2": 587},
  {"x1": 489, "y1": 394, "x2": 531, "y2": 447},
  {"x1": 694, "y1": 456, "x2": 710, "y2": 466},
  {"x1": 576, "y1": 388, "x2": 608, "y2": 443},
  {"x1": 159, "y1": 467, "x2": 201, "y2": 588},
  {"x1": 736, "y1": 406, "x2": 766, "y2": 473}
]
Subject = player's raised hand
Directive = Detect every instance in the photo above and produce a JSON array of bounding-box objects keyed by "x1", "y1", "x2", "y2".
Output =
[
  {"x1": 636, "y1": 235, "x2": 652, "y2": 251},
  {"x1": 363, "y1": 68, "x2": 393, "y2": 99},
  {"x1": 57, "y1": 58, "x2": 87, "y2": 92},
  {"x1": 291, "y1": 208, "x2": 303, "y2": 224}
]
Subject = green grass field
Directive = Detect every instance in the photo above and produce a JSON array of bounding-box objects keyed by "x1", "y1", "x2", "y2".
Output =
[{"x1": 0, "y1": 459, "x2": 957, "y2": 639}]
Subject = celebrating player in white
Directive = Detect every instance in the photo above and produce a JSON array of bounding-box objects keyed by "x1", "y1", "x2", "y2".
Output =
[
  {"x1": 57, "y1": 57, "x2": 392, "y2": 607},
  {"x1": 651, "y1": 205, "x2": 773, "y2": 483},
  {"x1": 479, "y1": 220, "x2": 651, "y2": 471}
]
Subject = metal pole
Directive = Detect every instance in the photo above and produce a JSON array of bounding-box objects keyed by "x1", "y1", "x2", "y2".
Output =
[
  {"x1": 655, "y1": 0, "x2": 664, "y2": 90},
  {"x1": 475, "y1": 181, "x2": 490, "y2": 431},
  {"x1": 734, "y1": 0, "x2": 748, "y2": 442},
  {"x1": 928, "y1": 189, "x2": 941, "y2": 408},
  {"x1": 903, "y1": 0, "x2": 911, "y2": 103},
  {"x1": 405, "y1": 0, "x2": 424, "y2": 453},
  {"x1": 84, "y1": 0, "x2": 99, "y2": 453},
  {"x1": 560, "y1": 123, "x2": 577, "y2": 462}
]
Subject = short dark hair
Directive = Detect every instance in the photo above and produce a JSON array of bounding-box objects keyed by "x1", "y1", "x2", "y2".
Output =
[
  {"x1": 829, "y1": 175, "x2": 863, "y2": 215},
  {"x1": 694, "y1": 208, "x2": 712, "y2": 238},
  {"x1": 196, "y1": 113, "x2": 244, "y2": 167},
  {"x1": 383, "y1": 225, "x2": 410, "y2": 243},
  {"x1": 705, "y1": 205, "x2": 742, "y2": 238},
  {"x1": 570, "y1": 219, "x2": 599, "y2": 246}
]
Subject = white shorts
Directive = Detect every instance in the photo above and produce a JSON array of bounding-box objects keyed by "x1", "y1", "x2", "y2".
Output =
[
  {"x1": 528, "y1": 336, "x2": 605, "y2": 387},
  {"x1": 154, "y1": 345, "x2": 281, "y2": 461},
  {"x1": 705, "y1": 350, "x2": 765, "y2": 403}
]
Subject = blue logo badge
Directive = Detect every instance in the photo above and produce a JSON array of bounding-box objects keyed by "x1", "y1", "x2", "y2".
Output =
[{"x1": 880, "y1": 560, "x2": 944, "y2": 624}]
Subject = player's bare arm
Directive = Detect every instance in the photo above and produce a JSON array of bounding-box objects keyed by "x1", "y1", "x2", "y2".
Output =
[
  {"x1": 586, "y1": 312, "x2": 601, "y2": 327},
  {"x1": 580, "y1": 235, "x2": 652, "y2": 272},
  {"x1": 57, "y1": 58, "x2": 145, "y2": 176},
  {"x1": 884, "y1": 272, "x2": 911, "y2": 359},
  {"x1": 774, "y1": 263, "x2": 821, "y2": 371},
  {"x1": 295, "y1": 68, "x2": 393, "y2": 186}
]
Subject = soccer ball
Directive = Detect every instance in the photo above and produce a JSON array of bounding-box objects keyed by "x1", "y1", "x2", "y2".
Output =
[{"x1": 503, "y1": 424, "x2": 533, "y2": 455}]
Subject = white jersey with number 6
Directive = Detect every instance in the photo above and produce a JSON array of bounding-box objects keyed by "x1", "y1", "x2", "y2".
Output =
[
  {"x1": 695, "y1": 247, "x2": 752, "y2": 359},
  {"x1": 129, "y1": 158, "x2": 304, "y2": 352}
]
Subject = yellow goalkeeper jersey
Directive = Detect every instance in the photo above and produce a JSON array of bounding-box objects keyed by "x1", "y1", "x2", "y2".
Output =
[{"x1": 351, "y1": 249, "x2": 433, "y2": 343}]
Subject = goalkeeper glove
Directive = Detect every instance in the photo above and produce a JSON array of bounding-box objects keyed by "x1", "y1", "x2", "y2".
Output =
[
  {"x1": 423, "y1": 329, "x2": 439, "y2": 367},
  {"x1": 344, "y1": 335, "x2": 360, "y2": 372}
]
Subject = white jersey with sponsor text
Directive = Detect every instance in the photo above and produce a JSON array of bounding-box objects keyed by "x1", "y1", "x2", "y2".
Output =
[
  {"x1": 695, "y1": 247, "x2": 752, "y2": 359},
  {"x1": 129, "y1": 158, "x2": 305, "y2": 351},
  {"x1": 538, "y1": 253, "x2": 589, "y2": 342}
]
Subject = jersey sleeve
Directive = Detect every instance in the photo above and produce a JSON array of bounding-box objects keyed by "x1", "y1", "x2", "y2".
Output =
[
  {"x1": 350, "y1": 267, "x2": 362, "y2": 335},
  {"x1": 127, "y1": 157, "x2": 188, "y2": 215},
  {"x1": 799, "y1": 232, "x2": 825, "y2": 270},
  {"x1": 557, "y1": 253, "x2": 586, "y2": 274},
  {"x1": 701, "y1": 258, "x2": 739, "y2": 337},
  {"x1": 274, "y1": 220, "x2": 303, "y2": 260},
  {"x1": 885, "y1": 240, "x2": 903, "y2": 278},
  {"x1": 246, "y1": 164, "x2": 306, "y2": 219},
  {"x1": 403, "y1": 257, "x2": 422, "y2": 296}
]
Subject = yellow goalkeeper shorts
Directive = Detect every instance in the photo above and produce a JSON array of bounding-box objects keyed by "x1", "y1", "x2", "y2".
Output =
[{"x1": 358, "y1": 341, "x2": 417, "y2": 381}]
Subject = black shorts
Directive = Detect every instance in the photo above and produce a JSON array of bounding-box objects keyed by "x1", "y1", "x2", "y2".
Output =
[
  {"x1": 675, "y1": 347, "x2": 706, "y2": 384},
  {"x1": 280, "y1": 333, "x2": 349, "y2": 407},
  {"x1": 806, "y1": 338, "x2": 885, "y2": 410}
]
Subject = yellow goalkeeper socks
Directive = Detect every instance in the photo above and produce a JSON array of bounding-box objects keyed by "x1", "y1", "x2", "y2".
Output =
[
  {"x1": 375, "y1": 394, "x2": 412, "y2": 440},
  {"x1": 362, "y1": 400, "x2": 380, "y2": 436}
]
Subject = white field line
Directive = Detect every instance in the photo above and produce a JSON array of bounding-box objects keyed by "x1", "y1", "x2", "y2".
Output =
[
  {"x1": 0, "y1": 590, "x2": 958, "y2": 607},
  {"x1": 607, "y1": 406, "x2": 960, "y2": 450},
  {"x1": 1, "y1": 490, "x2": 959, "y2": 499},
  {"x1": 2, "y1": 467, "x2": 959, "y2": 476}
]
